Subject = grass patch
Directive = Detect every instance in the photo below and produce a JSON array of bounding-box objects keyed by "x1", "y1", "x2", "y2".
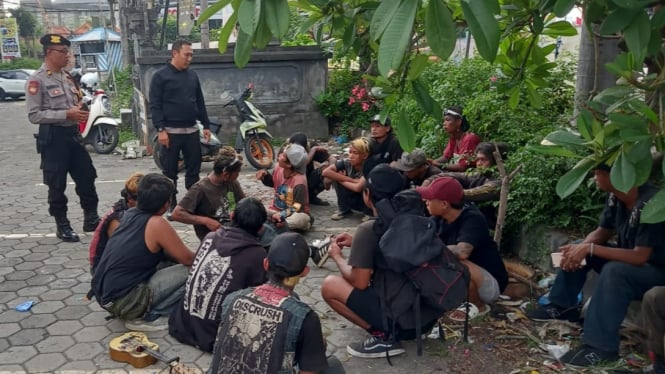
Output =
[{"x1": 119, "y1": 128, "x2": 138, "y2": 145}]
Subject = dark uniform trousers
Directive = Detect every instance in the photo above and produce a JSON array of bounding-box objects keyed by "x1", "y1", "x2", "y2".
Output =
[
  {"x1": 160, "y1": 131, "x2": 201, "y2": 200},
  {"x1": 39, "y1": 124, "x2": 98, "y2": 217}
]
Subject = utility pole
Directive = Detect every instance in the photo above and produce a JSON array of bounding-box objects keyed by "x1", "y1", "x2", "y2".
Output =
[{"x1": 200, "y1": 0, "x2": 209, "y2": 49}]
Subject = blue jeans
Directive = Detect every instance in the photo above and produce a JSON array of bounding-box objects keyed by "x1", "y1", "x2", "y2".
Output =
[
  {"x1": 146, "y1": 263, "x2": 189, "y2": 318},
  {"x1": 549, "y1": 258, "x2": 665, "y2": 352}
]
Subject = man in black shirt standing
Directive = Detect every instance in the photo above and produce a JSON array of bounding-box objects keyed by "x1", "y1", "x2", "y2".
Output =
[{"x1": 150, "y1": 39, "x2": 211, "y2": 214}]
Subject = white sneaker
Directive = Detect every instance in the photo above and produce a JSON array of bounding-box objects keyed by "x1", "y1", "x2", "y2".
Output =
[{"x1": 124, "y1": 316, "x2": 168, "y2": 332}]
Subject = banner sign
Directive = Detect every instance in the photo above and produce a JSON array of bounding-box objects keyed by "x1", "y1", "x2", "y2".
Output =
[{"x1": 0, "y1": 18, "x2": 21, "y2": 61}]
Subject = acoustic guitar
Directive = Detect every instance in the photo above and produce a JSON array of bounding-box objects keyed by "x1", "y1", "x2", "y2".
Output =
[{"x1": 108, "y1": 332, "x2": 198, "y2": 373}]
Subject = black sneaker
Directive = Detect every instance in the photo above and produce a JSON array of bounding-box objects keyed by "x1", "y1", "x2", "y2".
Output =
[
  {"x1": 309, "y1": 236, "x2": 332, "y2": 267},
  {"x1": 310, "y1": 196, "x2": 330, "y2": 206},
  {"x1": 561, "y1": 345, "x2": 618, "y2": 368},
  {"x1": 346, "y1": 335, "x2": 405, "y2": 358},
  {"x1": 526, "y1": 303, "x2": 581, "y2": 322}
]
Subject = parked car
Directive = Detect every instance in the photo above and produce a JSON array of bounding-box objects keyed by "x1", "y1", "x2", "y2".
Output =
[{"x1": 0, "y1": 69, "x2": 35, "y2": 100}]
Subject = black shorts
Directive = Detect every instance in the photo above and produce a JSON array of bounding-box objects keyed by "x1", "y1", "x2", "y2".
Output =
[
  {"x1": 346, "y1": 287, "x2": 384, "y2": 330},
  {"x1": 346, "y1": 286, "x2": 436, "y2": 340}
]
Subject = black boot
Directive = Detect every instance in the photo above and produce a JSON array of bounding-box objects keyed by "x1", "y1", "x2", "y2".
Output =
[
  {"x1": 83, "y1": 210, "x2": 101, "y2": 232},
  {"x1": 55, "y1": 216, "x2": 80, "y2": 243}
]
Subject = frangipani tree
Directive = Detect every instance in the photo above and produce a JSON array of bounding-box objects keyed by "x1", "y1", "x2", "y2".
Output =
[{"x1": 198, "y1": 0, "x2": 665, "y2": 223}]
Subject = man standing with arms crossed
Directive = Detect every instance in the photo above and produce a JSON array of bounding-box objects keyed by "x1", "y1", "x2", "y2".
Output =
[
  {"x1": 26, "y1": 34, "x2": 101, "y2": 242},
  {"x1": 150, "y1": 39, "x2": 211, "y2": 215}
]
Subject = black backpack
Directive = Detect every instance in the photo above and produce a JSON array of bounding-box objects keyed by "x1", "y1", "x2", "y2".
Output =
[{"x1": 373, "y1": 191, "x2": 470, "y2": 356}]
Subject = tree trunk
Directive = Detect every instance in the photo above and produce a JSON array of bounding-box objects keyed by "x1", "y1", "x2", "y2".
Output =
[
  {"x1": 108, "y1": 0, "x2": 117, "y2": 31},
  {"x1": 119, "y1": 0, "x2": 131, "y2": 66},
  {"x1": 573, "y1": 23, "x2": 621, "y2": 118}
]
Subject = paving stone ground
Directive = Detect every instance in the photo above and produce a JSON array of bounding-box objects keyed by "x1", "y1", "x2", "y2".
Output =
[{"x1": 0, "y1": 99, "x2": 457, "y2": 374}]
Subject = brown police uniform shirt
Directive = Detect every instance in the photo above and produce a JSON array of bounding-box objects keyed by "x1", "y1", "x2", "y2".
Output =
[{"x1": 26, "y1": 64, "x2": 80, "y2": 126}]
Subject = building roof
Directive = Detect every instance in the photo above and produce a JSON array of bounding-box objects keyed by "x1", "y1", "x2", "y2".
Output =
[{"x1": 69, "y1": 28, "x2": 121, "y2": 43}]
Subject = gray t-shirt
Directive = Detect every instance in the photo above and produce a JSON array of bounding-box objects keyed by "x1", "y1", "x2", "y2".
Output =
[{"x1": 348, "y1": 220, "x2": 379, "y2": 270}]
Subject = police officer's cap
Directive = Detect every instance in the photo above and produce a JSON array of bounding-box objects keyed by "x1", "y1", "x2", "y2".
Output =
[{"x1": 40, "y1": 34, "x2": 71, "y2": 47}]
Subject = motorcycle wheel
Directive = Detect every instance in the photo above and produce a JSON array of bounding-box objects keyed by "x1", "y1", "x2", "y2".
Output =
[
  {"x1": 245, "y1": 134, "x2": 275, "y2": 170},
  {"x1": 152, "y1": 138, "x2": 185, "y2": 173},
  {"x1": 92, "y1": 124, "x2": 119, "y2": 154}
]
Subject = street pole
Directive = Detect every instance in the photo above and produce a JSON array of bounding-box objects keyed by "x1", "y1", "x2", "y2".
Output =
[{"x1": 200, "y1": 0, "x2": 209, "y2": 49}]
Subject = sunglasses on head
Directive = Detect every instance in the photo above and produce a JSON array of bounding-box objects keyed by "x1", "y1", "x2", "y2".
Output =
[
  {"x1": 223, "y1": 156, "x2": 241, "y2": 172},
  {"x1": 444, "y1": 109, "x2": 462, "y2": 118}
]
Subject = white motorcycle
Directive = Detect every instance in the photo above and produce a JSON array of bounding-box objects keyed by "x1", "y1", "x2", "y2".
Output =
[{"x1": 78, "y1": 86, "x2": 119, "y2": 154}]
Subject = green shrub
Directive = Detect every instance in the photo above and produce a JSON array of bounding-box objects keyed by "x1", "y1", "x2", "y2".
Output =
[
  {"x1": 102, "y1": 67, "x2": 133, "y2": 119},
  {"x1": 392, "y1": 57, "x2": 603, "y2": 252},
  {"x1": 0, "y1": 57, "x2": 42, "y2": 70}
]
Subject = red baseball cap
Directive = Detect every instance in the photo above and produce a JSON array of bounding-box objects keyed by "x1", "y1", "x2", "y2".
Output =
[{"x1": 415, "y1": 177, "x2": 464, "y2": 204}]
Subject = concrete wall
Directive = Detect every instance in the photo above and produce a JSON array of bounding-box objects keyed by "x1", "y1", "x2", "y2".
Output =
[{"x1": 133, "y1": 45, "x2": 329, "y2": 144}]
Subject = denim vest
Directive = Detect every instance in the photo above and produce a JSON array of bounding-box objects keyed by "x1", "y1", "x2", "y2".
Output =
[{"x1": 209, "y1": 286, "x2": 312, "y2": 374}]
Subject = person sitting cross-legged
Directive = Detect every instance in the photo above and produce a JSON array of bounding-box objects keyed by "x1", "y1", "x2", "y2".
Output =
[
  {"x1": 256, "y1": 143, "x2": 312, "y2": 232},
  {"x1": 287, "y1": 131, "x2": 337, "y2": 206},
  {"x1": 415, "y1": 177, "x2": 508, "y2": 321},
  {"x1": 169, "y1": 197, "x2": 268, "y2": 352},
  {"x1": 91, "y1": 173, "x2": 195, "y2": 331},
  {"x1": 390, "y1": 148, "x2": 442, "y2": 187},
  {"x1": 323, "y1": 137, "x2": 372, "y2": 221},
  {"x1": 208, "y1": 232, "x2": 345, "y2": 374},
  {"x1": 171, "y1": 146, "x2": 245, "y2": 241},
  {"x1": 526, "y1": 164, "x2": 665, "y2": 368}
]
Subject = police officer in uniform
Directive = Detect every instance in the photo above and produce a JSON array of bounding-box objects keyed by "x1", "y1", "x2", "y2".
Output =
[{"x1": 26, "y1": 34, "x2": 101, "y2": 242}]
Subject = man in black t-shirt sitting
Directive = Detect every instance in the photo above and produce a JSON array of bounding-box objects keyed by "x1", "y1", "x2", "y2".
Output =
[
  {"x1": 416, "y1": 177, "x2": 508, "y2": 322},
  {"x1": 368, "y1": 115, "x2": 403, "y2": 164}
]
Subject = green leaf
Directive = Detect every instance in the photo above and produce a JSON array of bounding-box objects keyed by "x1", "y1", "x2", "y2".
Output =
[
  {"x1": 527, "y1": 144, "x2": 580, "y2": 158},
  {"x1": 395, "y1": 108, "x2": 416, "y2": 152},
  {"x1": 543, "y1": 20, "x2": 578, "y2": 37},
  {"x1": 556, "y1": 158, "x2": 595, "y2": 198},
  {"x1": 610, "y1": 150, "x2": 636, "y2": 193},
  {"x1": 411, "y1": 79, "x2": 441, "y2": 120},
  {"x1": 508, "y1": 86, "x2": 520, "y2": 108},
  {"x1": 576, "y1": 109, "x2": 594, "y2": 141},
  {"x1": 264, "y1": 0, "x2": 290, "y2": 40},
  {"x1": 254, "y1": 8, "x2": 273, "y2": 48},
  {"x1": 652, "y1": 6, "x2": 665, "y2": 29},
  {"x1": 461, "y1": 0, "x2": 500, "y2": 62},
  {"x1": 623, "y1": 11, "x2": 650, "y2": 59},
  {"x1": 553, "y1": 0, "x2": 576, "y2": 17},
  {"x1": 642, "y1": 189, "x2": 665, "y2": 223},
  {"x1": 238, "y1": 0, "x2": 261, "y2": 34},
  {"x1": 425, "y1": 0, "x2": 456, "y2": 60},
  {"x1": 627, "y1": 140, "x2": 652, "y2": 186},
  {"x1": 599, "y1": 9, "x2": 640, "y2": 35},
  {"x1": 234, "y1": 28, "x2": 253, "y2": 68},
  {"x1": 544, "y1": 130, "x2": 586, "y2": 147},
  {"x1": 370, "y1": 0, "x2": 401, "y2": 42},
  {"x1": 407, "y1": 54, "x2": 430, "y2": 81},
  {"x1": 198, "y1": 0, "x2": 232, "y2": 23},
  {"x1": 217, "y1": 11, "x2": 238, "y2": 54},
  {"x1": 377, "y1": 0, "x2": 417, "y2": 77}
]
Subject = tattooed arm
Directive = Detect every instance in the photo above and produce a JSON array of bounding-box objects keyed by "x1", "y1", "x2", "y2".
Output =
[{"x1": 447, "y1": 242, "x2": 474, "y2": 260}]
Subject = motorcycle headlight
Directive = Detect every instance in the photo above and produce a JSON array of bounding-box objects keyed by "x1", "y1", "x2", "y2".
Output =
[{"x1": 101, "y1": 97, "x2": 112, "y2": 115}]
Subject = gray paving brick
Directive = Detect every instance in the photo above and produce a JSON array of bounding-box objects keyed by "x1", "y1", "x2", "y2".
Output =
[
  {"x1": 0, "y1": 309, "x2": 28, "y2": 323},
  {"x1": 49, "y1": 278, "x2": 78, "y2": 289},
  {"x1": 14, "y1": 261, "x2": 42, "y2": 271},
  {"x1": 73, "y1": 325, "x2": 113, "y2": 343},
  {"x1": 4, "y1": 249, "x2": 30, "y2": 258},
  {"x1": 31, "y1": 244, "x2": 58, "y2": 253},
  {"x1": 0, "y1": 322, "x2": 20, "y2": 338},
  {"x1": 0, "y1": 267, "x2": 13, "y2": 276},
  {"x1": 0, "y1": 291, "x2": 15, "y2": 304},
  {"x1": 55, "y1": 268, "x2": 85, "y2": 279},
  {"x1": 55, "y1": 305, "x2": 92, "y2": 320},
  {"x1": 0, "y1": 257, "x2": 23, "y2": 267},
  {"x1": 80, "y1": 311, "x2": 111, "y2": 327},
  {"x1": 65, "y1": 341, "x2": 104, "y2": 361},
  {"x1": 43, "y1": 256, "x2": 69, "y2": 265},
  {"x1": 25, "y1": 274, "x2": 57, "y2": 286},
  {"x1": 22, "y1": 252, "x2": 50, "y2": 262},
  {"x1": 31, "y1": 300, "x2": 65, "y2": 314},
  {"x1": 8, "y1": 327, "x2": 47, "y2": 345},
  {"x1": 69, "y1": 282, "x2": 91, "y2": 294},
  {"x1": 36, "y1": 264, "x2": 64, "y2": 275},
  {"x1": 25, "y1": 352, "x2": 67, "y2": 372},
  {"x1": 35, "y1": 335, "x2": 76, "y2": 353},
  {"x1": 63, "y1": 294, "x2": 90, "y2": 306},
  {"x1": 56, "y1": 360, "x2": 99, "y2": 372},
  {"x1": 19, "y1": 313, "x2": 56, "y2": 329},
  {"x1": 17, "y1": 285, "x2": 49, "y2": 297},
  {"x1": 0, "y1": 338, "x2": 7, "y2": 353},
  {"x1": 40, "y1": 289, "x2": 73, "y2": 301},
  {"x1": 0, "y1": 364, "x2": 26, "y2": 372},
  {"x1": 0, "y1": 280, "x2": 27, "y2": 292},
  {"x1": 46, "y1": 320, "x2": 83, "y2": 335}
]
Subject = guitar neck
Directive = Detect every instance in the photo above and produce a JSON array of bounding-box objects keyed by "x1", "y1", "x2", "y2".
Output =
[{"x1": 140, "y1": 345, "x2": 179, "y2": 365}]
